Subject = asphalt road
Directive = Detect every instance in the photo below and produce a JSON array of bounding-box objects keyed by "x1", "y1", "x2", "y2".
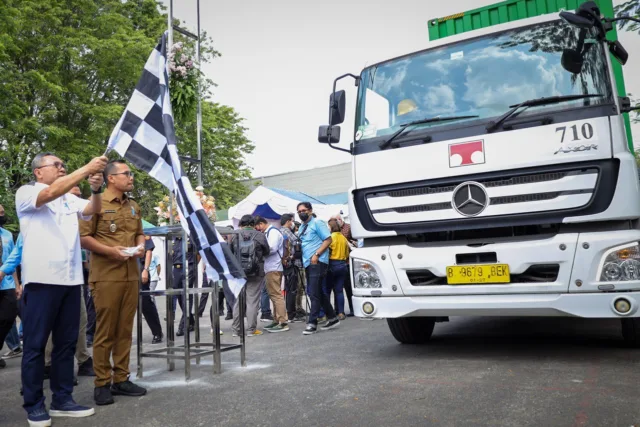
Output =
[{"x1": 2, "y1": 308, "x2": 640, "y2": 427}]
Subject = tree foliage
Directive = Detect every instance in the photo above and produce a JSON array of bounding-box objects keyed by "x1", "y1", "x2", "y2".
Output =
[
  {"x1": 615, "y1": 0, "x2": 640, "y2": 123},
  {"x1": 0, "y1": 0, "x2": 252, "y2": 228}
]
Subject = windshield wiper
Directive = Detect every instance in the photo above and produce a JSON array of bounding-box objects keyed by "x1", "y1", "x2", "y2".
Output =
[
  {"x1": 378, "y1": 115, "x2": 479, "y2": 150},
  {"x1": 485, "y1": 94, "x2": 604, "y2": 133}
]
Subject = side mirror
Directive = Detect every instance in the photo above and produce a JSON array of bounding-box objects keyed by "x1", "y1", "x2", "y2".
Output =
[
  {"x1": 329, "y1": 90, "x2": 346, "y2": 125},
  {"x1": 609, "y1": 40, "x2": 629, "y2": 65},
  {"x1": 318, "y1": 125, "x2": 341, "y2": 144},
  {"x1": 561, "y1": 49, "x2": 584, "y2": 74},
  {"x1": 560, "y1": 10, "x2": 595, "y2": 29}
]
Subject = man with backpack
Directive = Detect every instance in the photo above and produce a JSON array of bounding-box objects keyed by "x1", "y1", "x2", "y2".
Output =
[
  {"x1": 279, "y1": 214, "x2": 305, "y2": 323},
  {"x1": 254, "y1": 216, "x2": 288, "y2": 333},
  {"x1": 229, "y1": 215, "x2": 269, "y2": 337}
]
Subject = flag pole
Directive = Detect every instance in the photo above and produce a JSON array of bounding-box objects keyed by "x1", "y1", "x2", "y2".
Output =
[
  {"x1": 168, "y1": 0, "x2": 175, "y2": 227},
  {"x1": 196, "y1": 0, "x2": 203, "y2": 187}
]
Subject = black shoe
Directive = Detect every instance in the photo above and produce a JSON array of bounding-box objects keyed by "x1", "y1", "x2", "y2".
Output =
[
  {"x1": 111, "y1": 380, "x2": 147, "y2": 397},
  {"x1": 188, "y1": 323, "x2": 194, "y2": 332},
  {"x1": 176, "y1": 329, "x2": 185, "y2": 337},
  {"x1": 94, "y1": 385, "x2": 114, "y2": 405},
  {"x1": 302, "y1": 324, "x2": 317, "y2": 335},
  {"x1": 78, "y1": 357, "x2": 96, "y2": 377},
  {"x1": 152, "y1": 334, "x2": 163, "y2": 344},
  {"x1": 0, "y1": 359, "x2": 5, "y2": 369},
  {"x1": 347, "y1": 313, "x2": 355, "y2": 317},
  {"x1": 225, "y1": 312, "x2": 233, "y2": 320},
  {"x1": 260, "y1": 313, "x2": 273, "y2": 323},
  {"x1": 321, "y1": 318, "x2": 341, "y2": 331},
  {"x1": 43, "y1": 365, "x2": 51, "y2": 380}
]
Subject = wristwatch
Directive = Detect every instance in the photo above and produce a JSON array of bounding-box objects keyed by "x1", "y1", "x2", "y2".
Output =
[
  {"x1": 315, "y1": 252, "x2": 320, "y2": 257},
  {"x1": 91, "y1": 186, "x2": 104, "y2": 194}
]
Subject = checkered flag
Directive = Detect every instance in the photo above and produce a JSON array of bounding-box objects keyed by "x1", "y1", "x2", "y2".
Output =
[{"x1": 106, "y1": 32, "x2": 246, "y2": 297}]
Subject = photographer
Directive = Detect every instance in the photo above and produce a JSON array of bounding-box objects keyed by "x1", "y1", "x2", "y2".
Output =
[{"x1": 279, "y1": 214, "x2": 305, "y2": 323}]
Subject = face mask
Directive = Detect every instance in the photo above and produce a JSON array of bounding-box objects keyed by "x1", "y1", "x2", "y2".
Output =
[
  {"x1": 0, "y1": 216, "x2": 6, "y2": 227},
  {"x1": 298, "y1": 213, "x2": 309, "y2": 222}
]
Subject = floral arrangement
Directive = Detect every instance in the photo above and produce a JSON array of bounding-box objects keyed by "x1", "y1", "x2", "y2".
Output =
[
  {"x1": 168, "y1": 41, "x2": 199, "y2": 123},
  {"x1": 155, "y1": 186, "x2": 216, "y2": 226}
]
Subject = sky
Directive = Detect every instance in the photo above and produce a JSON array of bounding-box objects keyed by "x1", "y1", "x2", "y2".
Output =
[{"x1": 163, "y1": 0, "x2": 640, "y2": 177}]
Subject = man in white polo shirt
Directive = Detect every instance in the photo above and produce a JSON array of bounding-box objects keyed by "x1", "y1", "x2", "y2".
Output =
[{"x1": 16, "y1": 152, "x2": 107, "y2": 427}]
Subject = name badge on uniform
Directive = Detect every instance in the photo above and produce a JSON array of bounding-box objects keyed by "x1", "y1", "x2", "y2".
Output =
[
  {"x1": 105, "y1": 210, "x2": 116, "y2": 214},
  {"x1": 110, "y1": 222, "x2": 117, "y2": 233}
]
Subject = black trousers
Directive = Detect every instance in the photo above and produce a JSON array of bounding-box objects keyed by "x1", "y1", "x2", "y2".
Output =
[
  {"x1": 82, "y1": 268, "x2": 96, "y2": 341},
  {"x1": 198, "y1": 278, "x2": 226, "y2": 316},
  {"x1": 0, "y1": 289, "x2": 19, "y2": 353},
  {"x1": 173, "y1": 264, "x2": 195, "y2": 331},
  {"x1": 140, "y1": 282, "x2": 163, "y2": 337},
  {"x1": 343, "y1": 266, "x2": 354, "y2": 314},
  {"x1": 284, "y1": 265, "x2": 299, "y2": 320}
]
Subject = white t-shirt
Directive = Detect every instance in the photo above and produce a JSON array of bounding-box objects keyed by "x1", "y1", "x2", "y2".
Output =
[
  {"x1": 16, "y1": 182, "x2": 91, "y2": 286},
  {"x1": 264, "y1": 226, "x2": 284, "y2": 273}
]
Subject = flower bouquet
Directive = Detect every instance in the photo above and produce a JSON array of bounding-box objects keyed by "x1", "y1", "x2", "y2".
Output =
[
  {"x1": 168, "y1": 42, "x2": 199, "y2": 123},
  {"x1": 155, "y1": 186, "x2": 216, "y2": 226}
]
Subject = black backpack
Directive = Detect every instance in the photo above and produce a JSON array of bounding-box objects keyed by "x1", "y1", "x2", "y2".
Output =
[{"x1": 235, "y1": 230, "x2": 260, "y2": 277}]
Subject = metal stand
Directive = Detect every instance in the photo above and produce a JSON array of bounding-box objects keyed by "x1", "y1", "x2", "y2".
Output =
[{"x1": 136, "y1": 225, "x2": 245, "y2": 381}]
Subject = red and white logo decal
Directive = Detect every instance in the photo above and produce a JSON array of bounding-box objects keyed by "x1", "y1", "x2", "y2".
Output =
[{"x1": 449, "y1": 140, "x2": 485, "y2": 168}]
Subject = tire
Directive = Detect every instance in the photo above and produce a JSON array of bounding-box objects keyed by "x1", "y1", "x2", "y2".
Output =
[
  {"x1": 387, "y1": 317, "x2": 436, "y2": 344},
  {"x1": 621, "y1": 318, "x2": 640, "y2": 348}
]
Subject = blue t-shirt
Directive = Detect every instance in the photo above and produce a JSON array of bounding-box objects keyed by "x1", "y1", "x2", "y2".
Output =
[
  {"x1": 297, "y1": 217, "x2": 331, "y2": 268},
  {"x1": 0, "y1": 228, "x2": 17, "y2": 290}
]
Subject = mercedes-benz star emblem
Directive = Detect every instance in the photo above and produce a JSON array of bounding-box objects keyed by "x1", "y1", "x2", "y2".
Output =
[{"x1": 451, "y1": 181, "x2": 489, "y2": 217}]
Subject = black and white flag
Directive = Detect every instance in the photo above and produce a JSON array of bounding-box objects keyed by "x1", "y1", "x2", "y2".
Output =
[{"x1": 106, "y1": 32, "x2": 246, "y2": 297}]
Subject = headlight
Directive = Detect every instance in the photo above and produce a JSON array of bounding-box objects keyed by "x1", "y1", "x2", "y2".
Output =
[
  {"x1": 599, "y1": 243, "x2": 640, "y2": 281},
  {"x1": 353, "y1": 259, "x2": 382, "y2": 288}
]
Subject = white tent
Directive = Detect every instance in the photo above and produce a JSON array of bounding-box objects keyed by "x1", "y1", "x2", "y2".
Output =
[{"x1": 228, "y1": 186, "x2": 348, "y2": 228}]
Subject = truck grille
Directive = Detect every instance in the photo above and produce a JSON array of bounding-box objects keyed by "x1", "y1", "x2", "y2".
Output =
[{"x1": 366, "y1": 168, "x2": 598, "y2": 225}]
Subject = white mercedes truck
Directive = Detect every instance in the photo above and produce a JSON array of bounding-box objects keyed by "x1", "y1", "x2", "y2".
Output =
[{"x1": 318, "y1": 1, "x2": 640, "y2": 345}]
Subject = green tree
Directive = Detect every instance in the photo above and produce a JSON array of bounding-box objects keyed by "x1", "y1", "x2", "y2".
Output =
[
  {"x1": 0, "y1": 0, "x2": 252, "y2": 228},
  {"x1": 615, "y1": 0, "x2": 640, "y2": 123}
]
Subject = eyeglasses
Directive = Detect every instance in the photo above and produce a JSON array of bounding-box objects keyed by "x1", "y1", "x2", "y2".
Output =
[
  {"x1": 36, "y1": 161, "x2": 66, "y2": 170},
  {"x1": 110, "y1": 171, "x2": 134, "y2": 178},
  {"x1": 297, "y1": 209, "x2": 309, "y2": 214}
]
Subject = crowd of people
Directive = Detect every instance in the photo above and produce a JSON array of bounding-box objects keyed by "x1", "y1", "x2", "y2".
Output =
[{"x1": 0, "y1": 152, "x2": 357, "y2": 427}]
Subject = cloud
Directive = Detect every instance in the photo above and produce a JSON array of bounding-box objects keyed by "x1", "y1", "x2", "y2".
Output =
[
  {"x1": 462, "y1": 46, "x2": 564, "y2": 110},
  {"x1": 373, "y1": 58, "x2": 410, "y2": 97},
  {"x1": 422, "y1": 84, "x2": 457, "y2": 115}
]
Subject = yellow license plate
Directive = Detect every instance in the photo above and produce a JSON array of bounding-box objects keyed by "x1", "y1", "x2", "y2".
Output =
[{"x1": 446, "y1": 264, "x2": 510, "y2": 285}]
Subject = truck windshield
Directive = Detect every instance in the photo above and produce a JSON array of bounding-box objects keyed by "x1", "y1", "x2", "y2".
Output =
[{"x1": 355, "y1": 20, "x2": 612, "y2": 142}]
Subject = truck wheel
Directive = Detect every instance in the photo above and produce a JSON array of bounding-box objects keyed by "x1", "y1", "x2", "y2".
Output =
[
  {"x1": 621, "y1": 318, "x2": 640, "y2": 348},
  {"x1": 387, "y1": 317, "x2": 436, "y2": 344}
]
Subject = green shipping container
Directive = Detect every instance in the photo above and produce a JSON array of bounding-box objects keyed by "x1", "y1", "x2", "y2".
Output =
[{"x1": 428, "y1": 0, "x2": 633, "y2": 150}]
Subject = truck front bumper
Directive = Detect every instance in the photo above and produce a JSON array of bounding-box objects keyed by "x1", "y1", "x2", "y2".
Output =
[{"x1": 353, "y1": 292, "x2": 640, "y2": 319}]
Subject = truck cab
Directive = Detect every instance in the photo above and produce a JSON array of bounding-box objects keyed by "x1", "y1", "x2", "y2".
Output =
[{"x1": 318, "y1": 2, "x2": 640, "y2": 345}]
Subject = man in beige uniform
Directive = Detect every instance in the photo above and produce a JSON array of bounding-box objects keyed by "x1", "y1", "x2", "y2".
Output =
[{"x1": 80, "y1": 160, "x2": 146, "y2": 406}]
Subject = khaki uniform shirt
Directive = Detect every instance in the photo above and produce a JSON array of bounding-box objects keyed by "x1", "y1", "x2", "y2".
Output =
[{"x1": 80, "y1": 188, "x2": 144, "y2": 282}]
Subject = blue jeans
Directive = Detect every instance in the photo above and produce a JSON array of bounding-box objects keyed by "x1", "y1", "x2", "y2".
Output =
[
  {"x1": 6, "y1": 322, "x2": 21, "y2": 350},
  {"x1": 306, "y1": 263, "x2": 336, "y2": 325},
  {"x1": 22, "y1": 283, "x2": 81, "y2": 413},
  {"x1": 327, "y1": 260, "x2": 347, "y2": 315},
  {"x1": 260, "y1": 278, "x2": 271, "y2": 316}
]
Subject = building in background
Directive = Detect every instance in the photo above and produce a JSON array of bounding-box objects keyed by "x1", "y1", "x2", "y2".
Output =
[{"x1": 216, "y1": 162, "x2": 352, "y2": 222}]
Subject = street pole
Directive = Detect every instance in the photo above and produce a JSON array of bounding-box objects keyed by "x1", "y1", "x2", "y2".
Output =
[
  {"x1": 168, "y1": 0, "x2": 175, "y2": 226},
  {"x1": 196, "y1": 0, "x2": 203, "y2": 187}
]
